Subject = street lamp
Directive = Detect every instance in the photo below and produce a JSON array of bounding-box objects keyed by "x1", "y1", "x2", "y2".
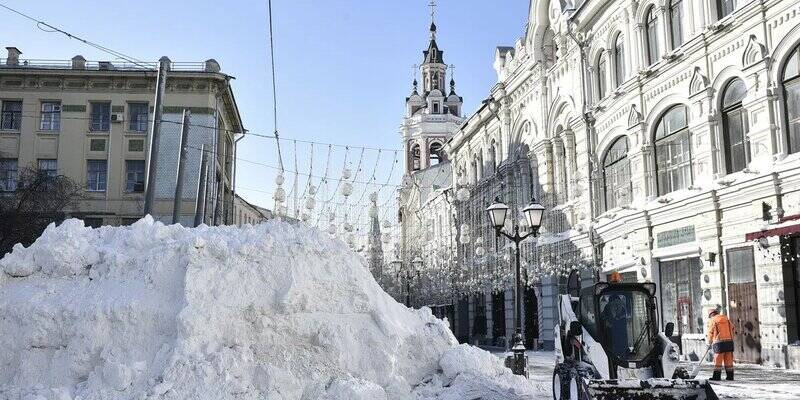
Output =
[{"x1": 486, "y1": 196, "x2": 545, "y2": 377}]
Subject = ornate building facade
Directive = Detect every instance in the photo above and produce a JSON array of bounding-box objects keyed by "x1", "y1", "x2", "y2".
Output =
[{"x1": 442, "y1": 0, "x2": 800, "y2": 365}]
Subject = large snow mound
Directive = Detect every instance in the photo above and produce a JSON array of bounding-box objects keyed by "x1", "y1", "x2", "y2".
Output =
[{"x1": 0, "y1": 218, "x2": 543, "y2": 399}]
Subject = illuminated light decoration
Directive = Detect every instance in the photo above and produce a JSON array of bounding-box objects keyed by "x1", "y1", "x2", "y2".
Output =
[
  {"x1": 273, "y1": 187, "x2": 286, "y2": 202},
  {"x1": 382, "y1": 233, "x2": 391, "y2": 244},
  {"x1": 369, "y1": 192, "x2": 378, "y2": 202},
  {"x1": 344, "y1": 222, "x2": 354, "y2": 232},
  {"x1": 382, "y1": 220, "x2": 391, "y2": 229},
  {"x1": 457, "y1": 173, "x2": 468, "y2": 187},
  {"x1": 341, "y1": 182, "x2": 353, "y2": 197},
  {"x1": 328, "y1": 212, "x2": 336, "y2": 222},
  {"x1": 342, "y1": 168, "x2": 352, "y2": 180},
  {"x1": 308, "y1": 185, "x2": 317, "y2": 195},
  {"x1": 275, "y1": 174, "x2": 285, "y2": 186},
  {"x1": 301, "y1": 213, "x2": 310, "y2": 222},
  {"x1": 327, "y1": 224, "x2": 337, "y2": 235},
  {"x1": 475, "y1": 245, "x2": 486, "y2": 257}
]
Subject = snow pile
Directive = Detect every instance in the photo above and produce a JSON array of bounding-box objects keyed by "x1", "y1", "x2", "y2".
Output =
[{"x1": 0, "y1": 218, "x2": 542, "y2": 399}]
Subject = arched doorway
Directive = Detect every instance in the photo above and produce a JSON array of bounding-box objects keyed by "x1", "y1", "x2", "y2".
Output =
[{"x1": 524, "y1": 286, "x2": 539, "y2": 349}]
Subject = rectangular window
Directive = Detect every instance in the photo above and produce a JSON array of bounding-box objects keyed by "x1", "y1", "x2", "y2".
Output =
[
  {"x1": 90, "y1": 102, "x2": 111, "y2": 132},
  {"x1": 785, "y1": 80, "x2": 800, "y2": 154},
  {"x1": 0, "y1": 158, "x2": 19, "y2": 191},
  {"x1": 128, "y1": 139, "x2": 145, "y2": 152},
  {"x1": 670, "y1": 0, "x2": 684, "y2": 49},
  {"x1": 724, "y1": 107, "x2": 749, "y2": 173},
  {"x1": 727, "y1": 247, "x2": 755, "y2": 284},
  {"x1": 128, "y1": 102, "x2": 149, "y2": 132},
  {"x1": 83, "y1": 217, "x2": 103, "y2": 228},
  {"x1": 1, "y1": 101, "x2": 22, "y2": 131},
  {"x1": 718, "y1": 0, "x2": 737, "y2": 19},
  {"x1": 125, "y1": 160, "x2": 146, "y2": 193},
  {"x1": 90, "y1": 138, "x2": 107, "y2": 152},
  {"x1": 86, "y1": 160, "x2": 107, "y2": 192},
  {"x1": 37, "y1": 159, "x2": 58, "y2": 178},
  {"x1": 656, "y1": 132, "x2": 693, "y2": 195},
  {"x1": 40, "y1": 101, "x2": 61, "y2": 131}
]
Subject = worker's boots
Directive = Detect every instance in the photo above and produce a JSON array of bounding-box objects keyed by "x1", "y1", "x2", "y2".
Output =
[
  {"x1": 726, "y1": 370, "x2": 734, "y2": 381},
  {"x1": 710, "y1": 370, "x2": 722, "y2": 381}
]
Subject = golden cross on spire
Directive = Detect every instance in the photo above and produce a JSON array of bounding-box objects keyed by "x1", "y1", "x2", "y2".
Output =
[{"x1": 428, "y1": 0, "x2": 437, "y2": 23}]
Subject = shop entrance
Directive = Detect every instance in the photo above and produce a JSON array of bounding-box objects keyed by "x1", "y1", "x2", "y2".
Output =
[
  {"x1": 659, "y1": 258, "x2": 703, "y2": 338},
  {"x1": 726, "y1": 247, "x2": 762, "y2": 363}
]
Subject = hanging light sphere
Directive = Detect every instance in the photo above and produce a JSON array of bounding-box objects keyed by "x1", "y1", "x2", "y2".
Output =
[
  {"x1": 342, "y1": 168, "x2": 352, "y2": 180},
  {"x1": 369, "y1": 192, "x2": 378, "y2": 203},
  {"x1": 308, "y1": 185, "x2": 317, "y2": 195},
  {"x1": 305, "y1": 197, "x2": 316, "y2": 210},
  {"x1": 382, "y1": 233, "x2": 390, "y2": 244},
  {"x1": 275, "y1": 174, "x2": 285, "y2": 186},
  {"x1": 273, "y1": 187, "x2": 286, "y2": 202},
  {"x1": 346, "y1": 235, "x2": 355, "y2": 246},
  {"x1": 344, "y1": 222, "x2": 353, "y2": 232},
  {"x1": 301, "y1": 213, "x2": 310, "y2": 222},
  {"x1": 277, "y1": 205, "x2": 288, "y2": 216},
  {"x1": 369, "y1": 207, "x2": 378, "y2": 218},
  {"x1": 503, "y1": 253, "x2": 511, "y2": 263},
  {"x1": 328, "y1": 224, "x2": 337, "y2": 235},
  {"x1": 328, "y1": 212, "x2": 336, "y2": 222},
  {"x1": 456, "y1": 187, "x2": 470, "y2": 202},
  {"x1": 475, "y1": 246, "x2": 486, "y2": 257},
  {"x1": 341, "y1": 182, "x2": 353, "y2": 197},
  {"x1": 459, "y1": 233, "x2": 472, "y2": 244},
  {"x1": 382, "y1": 220, "x2": 391, "y2": 229},
  {"x1": 457, "y1": 174, "x2": 468, "y2": 187}
]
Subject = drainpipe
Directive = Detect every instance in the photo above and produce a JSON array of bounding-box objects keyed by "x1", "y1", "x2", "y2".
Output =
[{"x1": 232, "y1": 129, "x2": 247, "y2": 224}]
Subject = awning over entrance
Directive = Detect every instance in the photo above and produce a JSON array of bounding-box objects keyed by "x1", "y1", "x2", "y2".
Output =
[{"x1": 745, "y1": 214, "x2": 800, "y2": 241}]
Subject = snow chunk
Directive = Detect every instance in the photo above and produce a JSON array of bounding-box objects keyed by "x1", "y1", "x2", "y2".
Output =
[{"x1": 0, "y1": 218, "x2": 535, "y2": 399}]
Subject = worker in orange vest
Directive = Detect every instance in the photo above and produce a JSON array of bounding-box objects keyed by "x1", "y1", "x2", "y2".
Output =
[{"x1": 706, "y1": 308, "x2": 736, "y2": 381}]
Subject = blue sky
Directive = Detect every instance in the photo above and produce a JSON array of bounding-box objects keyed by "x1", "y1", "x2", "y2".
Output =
[{"x1": 2, "y1": 0, "x2": 528, "y2": 227}]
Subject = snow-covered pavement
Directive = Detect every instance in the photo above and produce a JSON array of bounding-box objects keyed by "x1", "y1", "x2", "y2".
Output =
[{"x1": 492, "y1": 349, "x2": 800, "y2": 399}]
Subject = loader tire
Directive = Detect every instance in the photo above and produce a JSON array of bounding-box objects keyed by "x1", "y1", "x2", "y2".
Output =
[{"x1": 553, "y1": 364, "x2": 590, "y2": 400}]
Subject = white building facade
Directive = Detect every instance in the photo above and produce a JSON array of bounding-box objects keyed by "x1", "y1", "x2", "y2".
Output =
[{"x1": 443, "y1": 0, "x2": 800, "y2": 365}]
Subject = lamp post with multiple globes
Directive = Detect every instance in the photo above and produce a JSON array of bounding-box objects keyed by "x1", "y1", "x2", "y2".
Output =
[{"x1": 486, "y1": 197, "x2": 545, "y2": 376}]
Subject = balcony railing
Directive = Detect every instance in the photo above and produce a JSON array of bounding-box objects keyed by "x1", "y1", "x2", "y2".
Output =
[{"x1": 0, "y1": 59, "x2": 215, "y2": 73}]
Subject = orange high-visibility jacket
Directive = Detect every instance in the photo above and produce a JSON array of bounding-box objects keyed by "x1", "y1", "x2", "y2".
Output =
[{"x1": 707, "y1": 313, "x2": 735, "y2": 344}]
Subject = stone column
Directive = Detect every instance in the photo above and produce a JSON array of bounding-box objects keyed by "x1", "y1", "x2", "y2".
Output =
[
  {"x1": 552, "y1": 137, "x2": 565, "y2": 203},
  {"x1": 533, "y1": 139, "x2": 555, "y2": 207},
  {"x1": 689, "y1": 87, "x2": 716, "y2": 187}
]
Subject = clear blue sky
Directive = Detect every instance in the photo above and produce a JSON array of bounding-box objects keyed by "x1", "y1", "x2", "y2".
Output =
[{"x1": 2, "y1": 0, "x2": 528, "y2": 227}]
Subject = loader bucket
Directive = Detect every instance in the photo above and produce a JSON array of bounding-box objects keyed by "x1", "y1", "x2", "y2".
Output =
[{"x1": 587, "y1": 378, "x2": 718, "y2": 400}]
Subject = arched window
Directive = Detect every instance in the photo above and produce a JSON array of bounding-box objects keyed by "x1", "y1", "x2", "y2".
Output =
[
  {"x1": 654, "y1": 105, "x2": 692, "y2": 195},
  {"x1": 669, "y1": 0, "x2": 684, "y2": 49},
  {"x1": 613, "y1": 34, "x2": 626, "y2": 87},
  {"x1": 429, "y1": 142, "x2": 443, "y2": 165},
  {"x1": 718, "y1": 0, "x2": 737, "y2": 19},
  {"x1": 603, "y1": 137, "x2": 632, "y2": 211},
  {"x1": 411, "y1": 144, "x2": 421, "y2": 171},
  {"x1": 488, "y1": 142, "x2": 497, "y2": 173},
  {"x1": 782, "y1": 45, "x2": 800, "y2": 154},
  {"x1": 721, "y1": 79, "x2": 749, "y2": 173},
  {"x1": 645, "y1": 7, "x2": 660, "y2": 66},
  {"x1": 596, "y1": 51, "x2": 608, "y2": 100}
]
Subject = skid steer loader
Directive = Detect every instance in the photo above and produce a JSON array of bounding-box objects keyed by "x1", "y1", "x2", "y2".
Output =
[{"x1": 552, "y1": 272, "x2": 718, "y2": 400}]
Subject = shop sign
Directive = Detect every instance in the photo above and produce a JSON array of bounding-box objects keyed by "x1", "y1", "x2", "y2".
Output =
[{"x1": 656, "y1": 226, "x2": 696, "y2": 248}]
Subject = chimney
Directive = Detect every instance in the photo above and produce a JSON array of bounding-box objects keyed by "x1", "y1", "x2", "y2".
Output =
[
  {"x1": 72, "y1": 55, "x2": 86, "y2": 70},
  {"x1": 204, "y1": 59, "x2": 221, "y2": 73},
  {"x1": 6, "y1": 47, "x2": 21, "y2": 66}
]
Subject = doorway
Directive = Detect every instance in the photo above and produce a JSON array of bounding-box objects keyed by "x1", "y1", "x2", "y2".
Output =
[
  {"x1": 783, "y1": 237, "x2": 800, "y2": 343},
  {"x1": 524, "y1": 286, "x2": 539, "y2": 349},
  {"x1": 491, "y1": 291, "x2": 506, "y2": 346},
  {"x1": 659, "y1": 258, "x2": 703, "y2": 337},
  {"x1": 726, "y1": 247, "x2": 762, "y2": 363}
]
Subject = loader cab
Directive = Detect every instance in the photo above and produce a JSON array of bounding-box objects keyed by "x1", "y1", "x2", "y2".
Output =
[{"x1": 578, "y1": 282, "x2": 661, "y2": 372}]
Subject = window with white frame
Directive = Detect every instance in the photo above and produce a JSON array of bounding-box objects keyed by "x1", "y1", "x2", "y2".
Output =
[
  {"x1": 86, "y1": 159, "x2": 107, "y2": 191},
  {"x1": 0, "y1": 158, "x2": 18, "y2": 191},
  {"x1": 37, "y1": 159, "x2": 58, "y2": 178},
  {"x1": 613, "y1": 34, "x2": 626, "y2": 87},
  {"x1": 128, "y1": 102, "x2": 148, "y2": 132},
  {"x1": 40, "y1": 101, "x2": 61, "y2": 131},
  {"x1": 645, "y1": 7, "x2": 660, "y2": 66},
  {"x1": 90, "y1": 102, "x2": 111, "y2": 132},
  {"x1": 125, "y1": 160, "x2": 145, "y2": 193},
  {"x1": 603, "y1": 137, "x2": 632, "y2": 211},
  {"x1": 654, "y1": 105, "x2": 692, "y2": 195},
  {"x1": 1, "y1": 101, "x2": 22, "y2": 131},
  {"x1": 721, "y1": 78, "x2": 749, "y2": 173},
  {"x1": 669, "y1": 0, "x2": 684, "y2": 49}
]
